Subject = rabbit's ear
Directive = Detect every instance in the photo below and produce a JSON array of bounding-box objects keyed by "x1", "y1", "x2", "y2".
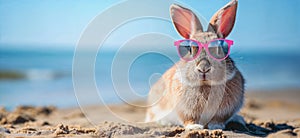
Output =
[
  {"x1": 170, "y1": 4, "x2": 203, "y2": 39},
  {"x1": 208, "y1": 0, "x2": 238, "y2": 38}
]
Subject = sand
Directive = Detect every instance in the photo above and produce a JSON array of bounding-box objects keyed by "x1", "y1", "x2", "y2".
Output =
[{"x1": 1, "y1": 89, "x2": 300, "y2": 138}]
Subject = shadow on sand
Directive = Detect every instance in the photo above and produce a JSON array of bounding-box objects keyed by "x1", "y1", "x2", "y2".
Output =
[{"x1": 226, "y1": 120, "x2": 296, "y2": 137}]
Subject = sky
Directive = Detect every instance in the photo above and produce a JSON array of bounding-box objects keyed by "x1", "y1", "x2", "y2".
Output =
[{"x1": 0, "y1": 0, "x2": 300, "y2": 52}]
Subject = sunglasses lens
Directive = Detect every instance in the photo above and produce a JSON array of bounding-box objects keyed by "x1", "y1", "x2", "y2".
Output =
[
  {"x1": 178, "y1": 40, "x2": 199, "y2": 60},
  {"x1": 208, "y1": 39, "x2": 229, "y2": 59}
]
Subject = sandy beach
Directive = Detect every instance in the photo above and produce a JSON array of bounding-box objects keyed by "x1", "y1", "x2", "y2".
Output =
[{"x1": 1, "y1": 89, "x2": 300, "y2": 138}]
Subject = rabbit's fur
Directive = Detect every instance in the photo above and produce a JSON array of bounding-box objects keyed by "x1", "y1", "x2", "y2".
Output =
[{"x1": 145, "y1": 0, "x2": 244, "y2": 130}]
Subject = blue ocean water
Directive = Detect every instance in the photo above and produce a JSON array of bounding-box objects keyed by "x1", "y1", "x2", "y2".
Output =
[{"x1": 0, "y1": 47, "x2": 300, "y2": 109}]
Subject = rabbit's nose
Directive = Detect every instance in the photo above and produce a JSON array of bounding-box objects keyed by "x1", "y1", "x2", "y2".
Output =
[{"x1": 197, "y1": 58, "x2": 211, "y2": 73}]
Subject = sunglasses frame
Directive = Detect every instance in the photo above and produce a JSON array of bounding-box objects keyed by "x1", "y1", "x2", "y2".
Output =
[{"x1": 174, "y1": 39, "x2": 234, "y2": 62}]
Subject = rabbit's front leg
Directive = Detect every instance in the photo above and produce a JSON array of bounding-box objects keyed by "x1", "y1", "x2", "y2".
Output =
[{"x1": 179, "y1": 114, "x2": 203, "y2": 130}]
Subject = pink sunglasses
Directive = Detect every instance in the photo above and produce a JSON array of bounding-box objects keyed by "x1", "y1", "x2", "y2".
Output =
[{"x1": 174, "y1": 39, "x2": 234, "y2": 61}]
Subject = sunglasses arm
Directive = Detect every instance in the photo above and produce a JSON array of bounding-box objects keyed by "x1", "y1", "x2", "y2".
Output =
[
  {"x1": 227, "y1": 40, "x2": 234, "y2": 46},
  {"x1": 174, "y1": 41, "x2": 181, "y2": 46}
]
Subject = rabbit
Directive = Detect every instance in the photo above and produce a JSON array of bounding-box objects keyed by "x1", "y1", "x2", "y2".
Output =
[{"x1": 145, "y1": 0, "x2": 245, "y2": 130}]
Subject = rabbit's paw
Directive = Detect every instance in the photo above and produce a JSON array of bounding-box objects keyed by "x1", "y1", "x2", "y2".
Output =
[{"x1": 185, "y1": 124, "x2": 204, "y2": 130}]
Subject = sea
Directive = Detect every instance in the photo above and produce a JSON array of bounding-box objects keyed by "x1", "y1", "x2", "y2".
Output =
[{"x1": 1, "y1": 47, "x2": 300, "y2": 109}]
